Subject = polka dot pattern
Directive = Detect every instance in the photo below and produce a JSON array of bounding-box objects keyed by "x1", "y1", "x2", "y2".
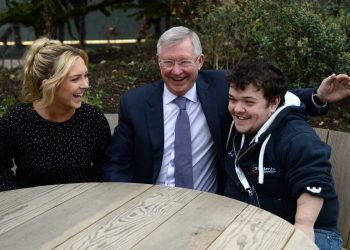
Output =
[{"x1": 0, "y1": 103, "x2": 111, "y2": 191}]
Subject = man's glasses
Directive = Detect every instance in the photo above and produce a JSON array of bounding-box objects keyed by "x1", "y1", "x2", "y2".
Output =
[{"x1": 158, "y1": 56, "x2": 200, "y2": 69}]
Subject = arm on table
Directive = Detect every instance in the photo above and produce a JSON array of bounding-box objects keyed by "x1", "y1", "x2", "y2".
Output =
[
  {"x1": 294, "y1": 192, "x2": 323, "y2": 241},
  {"x1": 283, "y1": 131, "x2": 332, "y2": 241}
]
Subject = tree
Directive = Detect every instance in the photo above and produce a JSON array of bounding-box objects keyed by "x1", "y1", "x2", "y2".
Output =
[
  {"x1": 0, "y1": 0, "x2": 130, "y2": 38},
  {"x1": 178, "y1": 0, "x2": 350, "y2": 87}
]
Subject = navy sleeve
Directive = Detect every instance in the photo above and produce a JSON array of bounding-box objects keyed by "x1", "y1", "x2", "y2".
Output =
[
  {"x1": 102, "y1": 94, "x2": 134, "y2": 182},
  {"x1": 290, "y1": 88, "x2": 329, "y2": 116},
  {"x1": 283, "y1": 130, "x2": 335, "y2": 199}
]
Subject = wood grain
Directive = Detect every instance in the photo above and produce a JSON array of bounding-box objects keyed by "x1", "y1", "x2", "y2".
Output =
[
  {"x1": 0, "y1": 183, "x2": 98, "y2": 235},
  {"x1": 283, "y1": 229, "x2": 318, "y2": 249},
  {"x1": 133, "y1": 191, "x2": 248, "y2": 250},
  {"x1": 0, "y1": 182, "x2": 151, "y2": 250},
  {"x1": 55, "y1": 185, "x2": 200, "y2": 250},
  {"x1": 0, "y1": 183, "x2": 319, "y2": 250},
  {"x1": 208, "y1": 205, "x2": 295, "y2": 250}
]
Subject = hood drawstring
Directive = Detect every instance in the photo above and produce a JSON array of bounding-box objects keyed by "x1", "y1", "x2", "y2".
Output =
[
  {"x1": 254, "y1": 91, "x2": 300, "y2": 184},
  {"x1": 258, "y1": 134, "x2": 271, "y2": 184}
]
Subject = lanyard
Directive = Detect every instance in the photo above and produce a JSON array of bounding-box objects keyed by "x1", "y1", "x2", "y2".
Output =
[{"x1": 233, "y1": 135, "x2": 253, "y2": 196}]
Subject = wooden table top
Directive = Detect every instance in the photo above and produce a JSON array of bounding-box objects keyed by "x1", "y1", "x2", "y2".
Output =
[{"x1": 0, "y1": 182, "x2": 318, "y2": 250}]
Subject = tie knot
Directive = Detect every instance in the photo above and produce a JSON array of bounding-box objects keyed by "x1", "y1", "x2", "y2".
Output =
[{"x1": 174, "y1": 97, "x2": 187, "y2": 110}]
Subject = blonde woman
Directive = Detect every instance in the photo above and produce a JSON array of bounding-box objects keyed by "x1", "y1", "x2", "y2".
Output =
[{"x1": 0, "y1": 37, "x2": 111, "y2": 191}]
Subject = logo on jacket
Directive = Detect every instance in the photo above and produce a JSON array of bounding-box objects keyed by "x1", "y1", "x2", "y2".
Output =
[
  {"x1": 251, "y1": 165, "x2": 276, "y2": 175},
  {"x1": 306, "y1": 186, "x2": 322, "y2": 193}
]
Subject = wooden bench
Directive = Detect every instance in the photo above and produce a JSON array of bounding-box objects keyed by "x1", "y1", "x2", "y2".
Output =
[
  {"x1": 314, "y1": 128, "x2": 350, "y2": 249},
  {"x1": 104, "y1": 114, "x2": 350, "y2": 249},
  {"x1": 104, "y1": 113, "x2": 118, "y2": 135}
]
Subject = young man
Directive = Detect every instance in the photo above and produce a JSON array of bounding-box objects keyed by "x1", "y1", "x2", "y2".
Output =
[{"x1": 224, "y1": 58, "x2": 341, "y2": 249}]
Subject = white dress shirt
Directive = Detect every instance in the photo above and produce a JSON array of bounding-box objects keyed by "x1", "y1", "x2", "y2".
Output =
[{"x1": 156, "y1": 83, "x2": 218, "y2": 193}]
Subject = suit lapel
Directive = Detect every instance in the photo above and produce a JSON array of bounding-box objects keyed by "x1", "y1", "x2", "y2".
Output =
[
  {"x1": 146, "y1": 81, "x2": 165, "y2": 182},
  {"x1": 196, "y1": 74, "x2": 223, "y2": 159}
]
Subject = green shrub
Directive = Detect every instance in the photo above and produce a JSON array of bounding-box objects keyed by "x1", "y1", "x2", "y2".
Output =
[
  {"x1": 0, "y1": 95, "x2": 15, "y2": 117},
  {"x1": 181, "y1": 0, "x2": 349, "y2": 88},
  {"x1": 83, "y1": 89, "x2": 103, "y2": 110},
  {"x1": 182, "y1": 0, "x2": 249, "y2": 69},
  {"x1": 248, "y1": 0, "x2": 348, "y2": 87}
]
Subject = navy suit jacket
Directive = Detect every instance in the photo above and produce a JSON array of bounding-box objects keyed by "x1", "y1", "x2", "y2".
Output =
[
  {"x1": 102, "y1": 69, "x2": 325, "y2": 193},
  {"x1": 103, "y1": 70, "x2": 231, "y2": 193}
]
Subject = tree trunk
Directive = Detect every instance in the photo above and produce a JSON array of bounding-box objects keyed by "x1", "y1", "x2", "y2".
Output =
[{"x1": 31, "y1": 0, "x2": 54, "y2": 37}]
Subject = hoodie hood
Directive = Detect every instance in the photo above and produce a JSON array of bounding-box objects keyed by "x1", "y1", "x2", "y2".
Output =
[{"x1": 226, "y1": 91, "x2": 302, "y2": 184}]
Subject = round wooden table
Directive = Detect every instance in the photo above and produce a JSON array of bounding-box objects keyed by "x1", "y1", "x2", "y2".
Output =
[{"x1": 0, "y1": 183, "x2": 317, "y2": 249}]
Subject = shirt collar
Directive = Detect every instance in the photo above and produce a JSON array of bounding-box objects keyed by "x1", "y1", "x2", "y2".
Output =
[{"x1": 163, "y1": 82, "x2": 198, "y2": 105}]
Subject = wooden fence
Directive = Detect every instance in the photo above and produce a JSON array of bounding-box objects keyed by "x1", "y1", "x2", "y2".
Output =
[{"x1": 105, "y1": 114, "x2": 350, "y2": 249}]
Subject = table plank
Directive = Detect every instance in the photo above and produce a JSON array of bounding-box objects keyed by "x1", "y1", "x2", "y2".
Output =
[
  {"x1": 0, "y1": 183, "x2": 99, "y2": 235},
  {"x1": 0, "y1": 183, "x2": 318, "y2": 249},
  {"x1": 0, "y1": 183, "x2": 95, "y2": 210},
  {"x1": 208, "y1": 205, "x2": 295, "y2": 250},
  {"x1": 133, "y1": 191, "x2": 248, "y2": 250},
  {"x1": 0, "y1": 183, "x2": 152, "y2": 250},
  {"x1": 283, "y1": 229, "x2": 318, "y2": 249},
  {"x1": 55, "y1": 185, "x2": 201, "y2": 250}
]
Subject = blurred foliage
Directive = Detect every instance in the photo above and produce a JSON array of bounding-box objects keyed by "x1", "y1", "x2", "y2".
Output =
[
  {"x1": 0, "y1": 95, "x2": 15, "y2": 117},
  {"x1": 127, "y1": 0, "x2": 171, "y2": 21},
  {"x1": 248, "y1": 0, "x2": 349, "y2": 88},
  {"x1": 0, "y1": 0, "x2": 131, "y2": 37},
  {"x1": 83, "y1": 89, "x2": 103, "y2": 109},
  {"x1": 178, "y1": 0, "x2": 350, "y2": 88}
]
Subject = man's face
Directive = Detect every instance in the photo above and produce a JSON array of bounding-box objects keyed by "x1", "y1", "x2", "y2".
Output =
[
  {"x1": 158, "y1": 37, "x2": 204, "y2": 96},
  {"x1": 228, "y1": 84, "x2": 280, "y2": 134}
]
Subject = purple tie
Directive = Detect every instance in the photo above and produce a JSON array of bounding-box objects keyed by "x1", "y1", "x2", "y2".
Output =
[{"x1": 173, "y1": 97, "x2": 193, "y2": 189}]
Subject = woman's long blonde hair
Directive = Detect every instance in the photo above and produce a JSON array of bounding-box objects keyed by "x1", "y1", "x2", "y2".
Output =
[{"x1": 20, "y1": 37, "x2": 88, "y2": 107}]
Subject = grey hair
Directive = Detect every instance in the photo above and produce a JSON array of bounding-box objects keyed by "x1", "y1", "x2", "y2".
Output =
[{"x1": 156, "y1": 26, "x2": 202, "y2": 56}]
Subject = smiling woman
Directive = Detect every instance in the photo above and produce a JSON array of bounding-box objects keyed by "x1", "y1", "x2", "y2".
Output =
[
  {"x1": 0, "y1": 38, "x2": 111, "y2": 191},
  {"x1": 37, "y1": 57, "x2": 90, "y2": 122}
]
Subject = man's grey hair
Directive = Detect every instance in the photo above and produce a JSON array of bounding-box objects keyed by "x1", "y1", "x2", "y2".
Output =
[{"x1": 156, "y1": 26, "x2": 202, "y2": 56}]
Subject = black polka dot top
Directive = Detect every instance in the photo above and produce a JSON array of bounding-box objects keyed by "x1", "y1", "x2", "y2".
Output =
[{"x1": 0, "y1": 103, "x2": 111, "y2": 191}]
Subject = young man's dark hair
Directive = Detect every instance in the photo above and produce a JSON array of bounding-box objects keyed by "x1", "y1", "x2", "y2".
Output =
[{"x1": 226, "y1": 57, "x2": 287, "y2": 106}]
